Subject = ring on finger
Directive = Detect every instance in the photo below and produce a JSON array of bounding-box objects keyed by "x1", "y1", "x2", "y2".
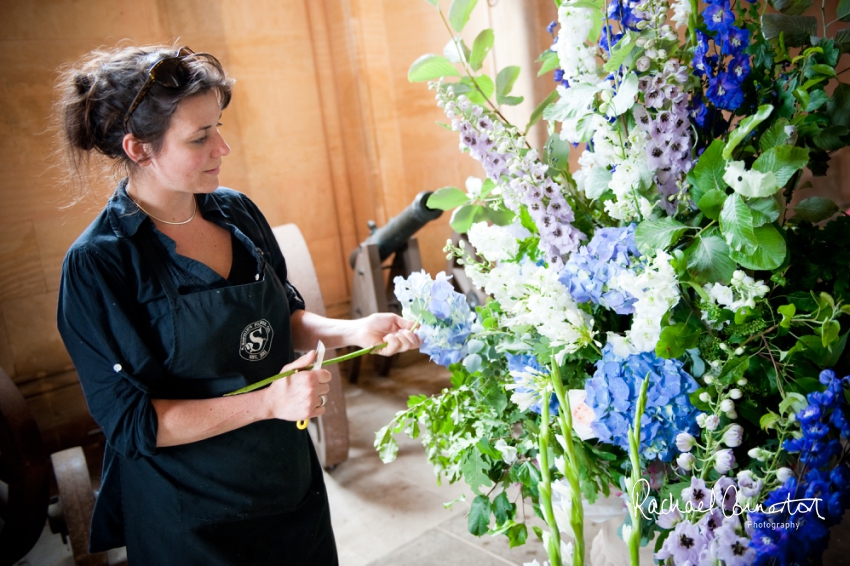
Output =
[{"x1": 318, "y1": 394, "x2": 327, "y2": 408}]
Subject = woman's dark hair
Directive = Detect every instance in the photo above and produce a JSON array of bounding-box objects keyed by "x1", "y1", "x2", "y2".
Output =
[{"x1": 55, "y1": 42, "x2": 233, "y2": 192}]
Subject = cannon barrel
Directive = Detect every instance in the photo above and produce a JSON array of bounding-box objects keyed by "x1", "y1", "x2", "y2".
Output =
[{"x1": 349, "y1": 191, "x2": 442, "y2": 268}]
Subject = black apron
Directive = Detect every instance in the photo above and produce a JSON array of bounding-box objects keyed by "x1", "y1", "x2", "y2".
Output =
[{"x1": 114, "y1": 234, "x2": 337, "y2": 565}]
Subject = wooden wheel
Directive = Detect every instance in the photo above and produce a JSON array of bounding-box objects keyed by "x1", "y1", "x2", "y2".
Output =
[{"x1": 0, "y1": 366, "x2": 50, "y2": 566}]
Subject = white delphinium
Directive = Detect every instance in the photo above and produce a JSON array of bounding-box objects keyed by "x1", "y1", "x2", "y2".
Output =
[
  {"x1": 606, "y1": 251, "x2": 680, "y2": 357},
  {"x1": 670, "y1": 0, "x2": 691, "y2": 29},
  {"x1": 508, "y1": 264, "x2": 597, "y2": 360},
  {"x1": 556, "y1": 3, "x2": 600, "y2": 84},
  {"x1": 466, "y1": 221, "x2": 520, "y2": 263}
]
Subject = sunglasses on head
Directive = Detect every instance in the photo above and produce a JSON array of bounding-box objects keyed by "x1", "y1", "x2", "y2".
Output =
[{"x1": 123, "y1": 46, "x2": 195, "y2": 133}]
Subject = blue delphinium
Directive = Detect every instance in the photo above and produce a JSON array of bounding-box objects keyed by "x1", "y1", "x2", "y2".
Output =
[
  {"x1": 558, "y1": 224, "x2": 641, "y2": 315},
  {"x1": 749, "y1": 370, "x2": 850, "y2": 564},
  {"x1": 505, "y1": 353, "x2": 560, "y2": 416},
  {"x1": 584, "y1": 344, "x2": 700, "y2": 461},
  {"x1": 694, "y1": 0, "x2": 752, "y2": 112},
  {"x1": 393, "y1": 270, "x2": 475, "y2": 367}
]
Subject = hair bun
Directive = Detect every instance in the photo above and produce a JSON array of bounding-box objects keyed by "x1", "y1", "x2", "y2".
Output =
[{"x1": 74, "y1": 73, "x2": 94, "y2": 95}]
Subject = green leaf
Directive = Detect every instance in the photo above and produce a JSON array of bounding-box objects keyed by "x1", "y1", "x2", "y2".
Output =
[
  {"x1": 449, "y1": 0, "x2": 479, "y2": 32},
  {"x1": 462, "y1": 448, "x2": 493, "y2": 494},
  {"x1": 585, "y1": 167, "x2": 613, "y2": 198},
  {"x1": 496, "y1": 66, "x2": 521, "y2": 106},
  {"x1": 794, "y1": 197, "x2": 839, "y2": 222},
  {"x1": 769, "y1": 0, "x2": 813, "y2": 15},
  {"x1": 543, "y1": 83, "x2": 600, "y2": 122},
  {"x1": 836, "y1": 29, "x2": 850, "y2": 54},
  {"x1": 655, "y1": 323, "x2": 699, "y2": 359},
  {"x1": 468, "y1": 494, "x2": 492, "y2": 536},
  {"x1": 634, "y1": 217, "x2": 689, "y2": 253},
  {"x1": 760, "y1": 411, "x2": 781, "y2": 430},
  {"x1": 493, "y1": 491, "x2": 515, "y2": 524},
  {"x1": 748, "y1": 196, "x2": 782, "y2": 227},
  {"x1": 603, "y1": 32, "x2": 636, "y2": 73},
  {"x1": 601, "y1": 72, "x2": 639, "y2": 117},
  {"x1": 812, "y1": 125, "x2": 850, "y2": 151},
  {"x1": 686, "y1": 229, "x2": 736, "y2": 284},
  {"x1": 718, "y1": 356, "x2": 750, "y2": 385},
  {"x1": 839, "y1": 0, "x2": 850, "y2": 22},
  {"x1": 698, "y1": 189, "x2": 727, "y2": 220},
  {"x1": 469, "y1": 29, "x2": 494, "y2": 71},
  {"x1": 450, "y1": 204, "x2": 482, "y2": 233},
  {"x1": 537, "y1": 50, "x2": 561, "y2": 76},
  {"x1": 506, "y1": 523, "x2": 528, "y2": 548},
  {"x1": 724, "y1": 105, "x2": 774, "y2": 160},
  {"x1": 500, "y1": 95, "x2": 524, "y2": 106},
  {"x1": 759, "y1": 118, "x2": 790, "y2": 151},
  {"x1": 375, "y1": 425, "x2": 399, "y2": 463},
  {"x1": 483, "y1": 206, "x2": 515, "y2": 226},
  {"x1": 543, "y1": 132, "x2": 571, "y2": 173},
  {"x1": 457, "y1": 75, "x2": 495, "y2": 105},
  {"x1": 427, "y1": 187, "x2": 468, "y2": 210},
  {"x1": 761, "y1": 14, "x2": 817, "y2": 47},
  {"x1": 807, "y1": 89, "x2": 830, "y2": 112},
  {"x1": 728, "y1": 223, "x2": 788, "y2": 270},
  {"x1": 822, "y1": 320, "x2": 841, "y2": 347},
  {"x1": 720, "y1": 193, "x2": 758, "y2": 254},
  {"x1": 811, "y1": 64, "x2": 836, "y2": 78},
  {"x1": 779, "y1": 392, "x2": 808, "y2": 416},
  {"x1": 827, "y1": 83, "x2": 850, "y2": 129},
  {"x1": 526, "y1": 90, "x2": 559, "y2": 133},
  {"x1": 408, "y1": 54, "x2": 460, "y2": 82},
  {"x1": 752, "y1": 145, "x2": 810, "y2": 187},
  {"x1": 690, "y1": 139, "x2": 728, "y2": 202}
]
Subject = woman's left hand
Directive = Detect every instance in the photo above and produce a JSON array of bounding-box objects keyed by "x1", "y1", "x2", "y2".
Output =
[{"x1": 356, "y1": 313, "x2": 421, "y2": 356}]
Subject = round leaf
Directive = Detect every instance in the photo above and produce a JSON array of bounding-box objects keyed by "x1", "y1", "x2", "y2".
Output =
[
  {"x1": 728, "y1": 223, "x2": 787, "y2": 270},
  {"x1": 427, "y1": 187, "x2": 468, "y2": 210}
]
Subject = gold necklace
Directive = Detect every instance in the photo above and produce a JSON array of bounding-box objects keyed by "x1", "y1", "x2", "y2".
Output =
[{"x1": 131, "y1": 196, "x2": 197, "y2": 225}]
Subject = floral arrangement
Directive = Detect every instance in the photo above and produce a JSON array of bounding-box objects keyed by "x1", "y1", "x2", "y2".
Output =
[{"x1": 375, "y1": 0, "x2": 850, "y2": 564}]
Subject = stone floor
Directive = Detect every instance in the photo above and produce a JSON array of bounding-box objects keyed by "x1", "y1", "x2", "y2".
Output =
[{"x1": 16, "y1": 352, "x2": 850, "y2": 565}]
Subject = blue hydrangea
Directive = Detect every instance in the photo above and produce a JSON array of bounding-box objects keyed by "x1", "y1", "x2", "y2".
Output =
[
  {"x1": 583, "y1": 344, "x2": 700, "y2": 461},
  {"x1": 750, "y1": 370, "x2": 850, "y2": 564},
  {"x1": 558, "y1": 225, "x2": 640, "y2": 315},
  {"x1": 393, "y1": 270, "x2": 475, "y2": 367}
]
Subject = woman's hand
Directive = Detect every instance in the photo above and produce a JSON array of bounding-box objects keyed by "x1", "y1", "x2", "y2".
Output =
[
  {"x1": 355, "y1": 313, "x2": 422, "y2": 356},
  {"x1": 262, "y1": 350, "x2": 332, "y2": 421}
]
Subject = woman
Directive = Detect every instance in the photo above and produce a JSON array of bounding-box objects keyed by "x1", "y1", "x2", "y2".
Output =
[{"x1": 55, "y1": 44, "x2": 419, "y2": 565}]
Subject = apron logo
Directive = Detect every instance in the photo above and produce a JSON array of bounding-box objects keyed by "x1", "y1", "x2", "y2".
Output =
[{"x1": 239, "y1": 319, "x2": 274, "y2": 361}]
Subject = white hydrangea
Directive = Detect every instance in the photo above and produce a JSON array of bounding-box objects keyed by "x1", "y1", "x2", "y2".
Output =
[
  {"x1": 604, "y1": 195, "x2": 655, "y2": 223},
  {"x1": 467, "y1": 221, "x2": 520, "y2": 263},
  {"x1": 606, "y1": 251, "x2": 680, "y2": 357}
]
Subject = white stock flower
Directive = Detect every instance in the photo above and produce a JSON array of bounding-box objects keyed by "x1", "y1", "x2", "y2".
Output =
[{"x1": 467, "y1": 221, "x2": 520, "y2": 263}]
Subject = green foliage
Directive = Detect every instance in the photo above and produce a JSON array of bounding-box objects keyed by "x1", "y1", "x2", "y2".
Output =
[
  {"x1": 408, "y1": 54, "x2": 460, "y2": 82},
  {"x1": 724, "y1": 105, "x2": 774, "y2": 160},
  {"x1": 469, "y1": 494, "x2": 492, "y2": 536},
  {"x1": 428, "y1": 186, "x2": 468, "y2": 210},
  {"x1": 760, "y1": 14, "x2": 817, "y2": 47},
  {"x1": 469, "y1": 29, "x2": 494, "y2": 71},
  {"x1": 634, "y1": 217, "x2": 689, "y2": 253},
  {"x1": 769, "y1": 0, "x2": 812, "y2": 15},
  {"x1": 527, "y1": 91, "x2": 559, "y2": 133},
  {"x1": 793, "y1": 197, "x2": 839, "y2": 223},
  {"x1": 448, "y1": 0, "x2": 479, "y2": 32},
  {"x1": 728, "y1": 223, "x2": 787, "y2": 271},
  {"x1": 496, "y1": 66, "x2": 523, "y2": 106},
  {"x1": 752, "y1": 145, "x2": 809, "y2": 187},
  {"x1": 543, "y1": 133, "x2": 571, "y2": 174},
  {"x1": 685, "y1": 228, "x2": 736, "y2": 284},
  {"x1": 689, "y1": 140, "x2": 727, "y2": 203}
]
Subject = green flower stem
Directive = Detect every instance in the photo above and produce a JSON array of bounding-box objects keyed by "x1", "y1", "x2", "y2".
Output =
[
  {"x1": 626, "y1": 375, "x2": 650, "y2": 566},
  {"x1": 550, "y1": 357, "x2": 585, "y2": 566},
  {"x1": 224, "y1": 343, "x2": 388, "y2": 396},
  {"x1": 538, "y1": 392, "x2": 563, "y2": 566}
]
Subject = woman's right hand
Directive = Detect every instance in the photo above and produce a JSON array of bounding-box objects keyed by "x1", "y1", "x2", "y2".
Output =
[{"x1": 262, "y1": 350, "x2": 332, "y2": 422}]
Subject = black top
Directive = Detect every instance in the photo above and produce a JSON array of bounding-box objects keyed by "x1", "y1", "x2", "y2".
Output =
[
  {"x1": 57, "y1": 180, "x2": 305, "y2": 460},
  {"x1": 228, "y1": 231, "x2": 257, "y2": 285}
]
